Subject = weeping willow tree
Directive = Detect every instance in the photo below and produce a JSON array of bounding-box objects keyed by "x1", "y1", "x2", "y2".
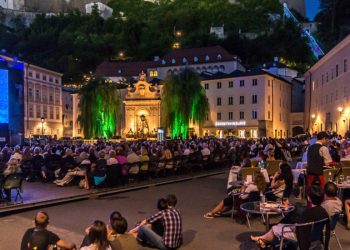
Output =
[
  {"x1": 78, "y1": 76, "x2": 121, "y2": 139},
  {"x1": 162, "y1": 68, "x2": 209, "y2": 138}
]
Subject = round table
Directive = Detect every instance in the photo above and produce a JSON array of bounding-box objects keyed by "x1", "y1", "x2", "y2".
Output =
[{"x1": 240, "y1": 201, "x2": 295, "y2": 231}]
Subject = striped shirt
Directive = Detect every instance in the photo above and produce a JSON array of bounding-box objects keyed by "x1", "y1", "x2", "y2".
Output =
[{"x1": 147, "y1": 207, "x2": 183, "y2": 248}]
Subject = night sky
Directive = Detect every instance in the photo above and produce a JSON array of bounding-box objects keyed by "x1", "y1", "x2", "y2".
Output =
[{"x1": 306, "y1": 0, "x2": 321, "y2": 20}]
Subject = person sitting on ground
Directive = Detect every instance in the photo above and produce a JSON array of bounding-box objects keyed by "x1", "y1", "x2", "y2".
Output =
[
  {"x1": 251, "y1": 185, "x2": 330, "y2": 250},
  {"x1": 20, "y1": 211, "x2": 76, "y2": 250},
  {"x1": 321, "y1": 181, "x2": 343, "y2": 217},
  {"x1": 136, "y1": 194, "x2": 183, "y2": 250},
  {"x1": 267, "y1": 162, "x2": 293, "y2": 201},
  {"x1": 55, "y1": 152, "x2": 91, "y2": 187},
  {"x1": 204, "y1": 172, "x2": 266, "y2": 220},
  {"x1": 109, "y1": 216, "x2": 141, "y2": 250},
  {"x1": 80, "y1": 220, "x2": 111, "y2": 250}
]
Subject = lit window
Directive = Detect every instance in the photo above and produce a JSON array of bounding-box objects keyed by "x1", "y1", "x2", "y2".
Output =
[
  {"x1": 252, "y1": 111, "x2": 257, "y2": 119},
  {"x1": 239, "y1": 111, "x2": 244, "y2": 119}
]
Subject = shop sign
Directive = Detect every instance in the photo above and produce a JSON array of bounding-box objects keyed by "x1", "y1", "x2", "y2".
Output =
[{"x1": 215, "y1": 121, "x2": 246, "y2": 126}]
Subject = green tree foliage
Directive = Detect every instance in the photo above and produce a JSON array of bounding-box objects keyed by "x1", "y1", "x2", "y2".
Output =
[
  {"x1": 161, "y1": 68, "x2": 209, "y2": 138},
  {"x1": 78, "y1": 76, "x2": 121, "y2": 139},
  {"x1": 0, "y1": 0, "x2": 315, "y2": 81},
  {"x1": 316, "y1": 0, "x2": 350, "y2": 51}
]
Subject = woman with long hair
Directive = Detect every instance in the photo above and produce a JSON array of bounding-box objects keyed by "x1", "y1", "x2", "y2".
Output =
[
  {"x1": 268, "y1": 162, "x2": 294, "y2": 200},
  {"x1": 81, "y1": 220, "x2": 111, "y2": 250}
]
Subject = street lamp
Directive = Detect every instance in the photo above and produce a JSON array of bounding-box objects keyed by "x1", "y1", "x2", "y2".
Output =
[{"x1": 41, "y1": 117, "x2": 45, "y2": 136}]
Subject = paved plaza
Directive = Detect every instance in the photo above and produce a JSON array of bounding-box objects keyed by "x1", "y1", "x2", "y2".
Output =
[{"x1": 1, "y1": 172, "x2": 350, "y2": 249}]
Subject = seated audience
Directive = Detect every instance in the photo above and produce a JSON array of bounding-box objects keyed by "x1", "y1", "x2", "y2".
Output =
[
  {"x1": 251, "y1": 185, "x2": 330, "y2": 250},
  {"x1": 267, "y1": 162, "x2": 293, "y2": 201},
  {"x1": 321, "y1": 182, "x2": 342, "y2": 217},
  {"x1": 21, "y1": 211, "x2": 76, "y2": 250},
  {"x1": 136, "y1": 194, "x2": 183, "y2": 250},
  {"x1": 80, "y1": 220, "x2": 111, "y2": 250},
  {"x1": 109, "y1": 216, "x2": 140, "y2": 250},
  {"x1": 204, "y1": 172, "x2": 266, "y2": 221}
]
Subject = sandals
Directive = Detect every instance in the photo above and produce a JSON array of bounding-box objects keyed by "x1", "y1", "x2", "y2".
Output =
[
  {"x1": 203, "y1": 213, "x2": 214, "y2": 219},
  {"x1": 250, "y1": 236, "x2": 270, "y2": 249}
]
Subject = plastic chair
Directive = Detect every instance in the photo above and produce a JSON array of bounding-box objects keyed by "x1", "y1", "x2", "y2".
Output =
[
  {"x1": 3, "y1": 173, "x2": 24, "y2": 202},
  {"x1": 279, "y1": 217, "x2": 329, "y2": 250},
  {"x1": 329, "y1": 213, "x2": 342, "y2": 250}
]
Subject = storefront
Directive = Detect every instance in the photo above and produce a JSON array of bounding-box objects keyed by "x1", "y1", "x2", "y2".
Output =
[{"x1": 203, "y1": 121, "x2": 258, "y2": 138}]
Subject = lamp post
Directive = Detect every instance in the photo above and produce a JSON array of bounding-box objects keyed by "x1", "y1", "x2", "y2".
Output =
[
  {"x1": 41, "y1": 117, "x2": 45, "y2": 136},
  {"x1": 311, "y1": 114, "x2": 316, "y2": 133}
]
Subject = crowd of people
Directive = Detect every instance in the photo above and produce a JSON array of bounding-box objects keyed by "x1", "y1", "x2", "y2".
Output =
[
  {"x1": 20, "y1": 194, "x2": 182, "y2": 250},
  {"x1": 2, "y1": 131, "x2": 350, "y2": 249}
]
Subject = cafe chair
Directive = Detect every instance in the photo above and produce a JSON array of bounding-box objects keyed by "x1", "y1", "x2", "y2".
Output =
[
  {"x1": 3, "y1": 173, "x2": 24, "y2": 203},
  {"x1": 329, "y1": 213, "x2": 342, "y2": 250},
  {"x1": 279, "y1": 217, "x2": 329, "y2": 250}
]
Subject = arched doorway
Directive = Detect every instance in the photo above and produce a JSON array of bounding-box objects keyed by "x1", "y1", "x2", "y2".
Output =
[{"x1": 292, "y1": 126, "x2": 304, "y2": 137}]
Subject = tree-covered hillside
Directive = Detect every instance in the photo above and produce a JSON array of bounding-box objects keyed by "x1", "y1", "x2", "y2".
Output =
[{"x1": 0, "y1": 0, "x2": 315, "y2": 83}]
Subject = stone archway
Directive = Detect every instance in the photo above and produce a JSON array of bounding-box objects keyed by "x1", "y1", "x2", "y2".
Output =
[{"x1": 292, "y1": 126, "x2": 304, "y2": 137}]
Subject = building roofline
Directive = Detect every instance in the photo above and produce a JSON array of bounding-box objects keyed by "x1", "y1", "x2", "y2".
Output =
[{"x1": 305, "y1": 34, "x2": 350, "y2": 73}]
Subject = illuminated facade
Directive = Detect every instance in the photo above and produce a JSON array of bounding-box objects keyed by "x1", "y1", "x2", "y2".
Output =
[
  {"x1": 305, "y1": 34, "x2": 350, "y2": 135},
  {"x1": 122, "y1": 73, "x2": 161, "y2": 138},
  {"x1": 24, "y1": 64, "x2": 63, "y2": 138},
  {"x1": 201, "y1": 70, "x2": 292, "y2": 138}
]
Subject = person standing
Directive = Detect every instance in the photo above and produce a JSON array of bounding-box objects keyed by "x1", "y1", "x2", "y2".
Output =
[{"x1": 306, "y1": 132, "x2": 332, "y2": 206}]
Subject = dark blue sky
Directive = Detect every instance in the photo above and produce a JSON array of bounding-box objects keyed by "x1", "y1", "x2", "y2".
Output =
[{"x1": 306, "y1": 0, "x2": 321, "y2": 20}]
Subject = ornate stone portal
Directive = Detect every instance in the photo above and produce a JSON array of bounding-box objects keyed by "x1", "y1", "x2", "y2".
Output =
[{"x1": 123, "y1": 72, "x2": 161, "y2": 139}]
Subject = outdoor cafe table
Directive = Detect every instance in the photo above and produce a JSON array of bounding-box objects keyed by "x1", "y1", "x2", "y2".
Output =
[{"x1": 240, "y1": 201, "x2": 295, "y2": 231}]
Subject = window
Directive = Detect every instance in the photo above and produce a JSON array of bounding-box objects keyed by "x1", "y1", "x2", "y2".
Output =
[
  {"x1": 29, "y1": 104, "x2": 34, "y2": 118},
  {"x1": 217, "y1": 82, "x2": 221, "y2": 89},
  {"x1": 35, "y1": 89, "x2": 40, "y2": 101},
  {"x1": 28, "y1": 71, "x2": 33, "y2": 77},
  {"x1": 279, "y1": 112, "x2": 282, "y2": 121},
  {"x1": 345, "y1": 59, "x2": 348, "y2": 73},
  {"x1": 326, "y1": 72, "x2": 329, "y2": 82},
  {"x1": 239, "y1": 80, "x2": 244, "y2": 87},
  {"x1": 228, "y1": 112, "x2": 233, "y2": 120},
  {"x1": 55, "y1": 91, "x2": 60, "y2": 105},
  {"x1": 239, "y1": 96, "x2": 244, "y2": 104},
  {"x1": 43, "y1": 75, "x2": 47, "y2": 81},
  {"x1": 279, "y1": 98, "x2": 282, "y2": 107},
  {"x1": 268, "y1": 80, "x2": 270, "y2": 87},
  {"x1": 28, "y1": 88, "x2": 33, "y2": 99},
  {"x1": 268, "y1": 111, "x2": 271, "y2": 119},
  {"x1": 49, "y1": 106, "x2": 54, "y2": 119},
  {"x1": 239, "y1": 111, "x2": 244, "y2": 119},
  {"x1": 206, "y1": 113, "x2": 209, "y2": 121},
  {"x1": 150, "y1": 71, "x2": 158, "y2": 77},
  {"x1": 322, "y1": 74, "x2": 324, "y2": 85},
  {"x1": 36, "y1": 73, "x2": 40, "y2": 79},
  {"x1": 49, "y1": 93, "x2": 53, "y2": 103},
  {"x1": 228, "y1": 81, "x2": 233, "y2": 88},
  {"x1": 217, "y1": 97, "x2": 222, "y2": 106},
  {"x1": 36, "y1": 105, "x2": 41, "y2": 118},
  {"x1": 55, "y1": 107, "x2": 60, "y2": 120},
  {"x1": 204, "y1": 83, "x2": 209, "y2": 90},
  {"x1": 42, "y1": 87, "x2": 47, "y2": 102},
  {"x1": 217, "y1": 112, "x2": 222, "y2": 120},
  {"x1": 43, "y1": 106, "x2": 47, "y2": 118},
  {"x1": 252, "y1": 95, "x2": 257, "y2": 104},
  {"x1": 49, "y1": 77, "x2": 53, "y2": 82},
  {"x1": 252, "y1": 111, "x2": 257, "y2": 119},
  {"x1": 55, "y1": 78, "x2": 59, "y2": 84},
  {"x1": 228, "y1": 96, "x2": 233, "y2": 105},
  {"x1": 268, "y1": 96, "x2": 271, "y2": 104},
  {"x1": 336, "y1": 64, "x2": 339, "y2": 77},
  {"x1": 252, "y1": 79, "x2": 257, "y2": 86}
]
